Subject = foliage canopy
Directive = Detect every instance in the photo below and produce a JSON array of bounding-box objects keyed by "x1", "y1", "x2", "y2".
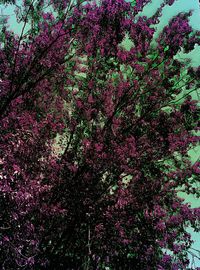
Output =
[{"x1": 0, "y1": 0, "x2": 200, "y2": 269}]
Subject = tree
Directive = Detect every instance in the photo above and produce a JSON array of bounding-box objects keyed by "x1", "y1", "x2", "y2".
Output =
[
  {"x1": 0, "y1": 1, "x2": 15, "y2": 4},
  {"x1": 0, "y1": 0, "x2": 200, "y2": 269}
]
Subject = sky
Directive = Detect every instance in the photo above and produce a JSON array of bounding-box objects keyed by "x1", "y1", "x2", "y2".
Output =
[{"x1": 0, "y1": 0, "x2": 200, "y2": 268}]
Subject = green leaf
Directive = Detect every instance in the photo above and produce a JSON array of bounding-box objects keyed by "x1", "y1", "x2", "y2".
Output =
[{"x1": 164, "y1": 45, "x2": 169, "y2": 52}]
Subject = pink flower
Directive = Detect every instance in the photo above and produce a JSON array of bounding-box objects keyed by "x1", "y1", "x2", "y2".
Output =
[
  {"x1": 155, "y1": 221, "x2": 166, "y2": 231},
  {"x1": 76, "y1": 99, "x2": 83, "y2": 109},
  {"x1": 95, "y1": 143, "x2": 103, "y2": 152},
  {"x1": 82, "y1": 139, "x2": 91, "y2": 148},
  {"x1": 88, "y1": 95, "x2": 95, "y2": 103},
  {"x1": 13, "y1": 164, "x2": 20, "y2": 173}
]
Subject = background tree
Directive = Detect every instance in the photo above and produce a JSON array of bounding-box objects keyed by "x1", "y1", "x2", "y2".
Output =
[{"x1": 0, "y1": 0, "x2": 200, "y2": 269}]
